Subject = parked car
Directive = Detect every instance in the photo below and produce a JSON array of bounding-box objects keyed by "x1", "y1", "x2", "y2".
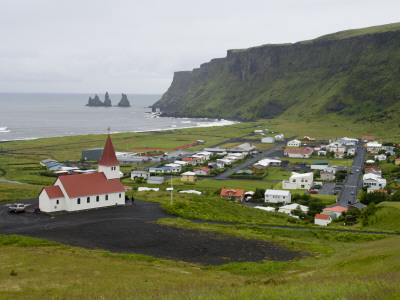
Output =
[
  {"x1": 310, "y1": 190, "x2": 319, "y2": 194},
  {"x1": 8, "y1": 203, "x2": 26, "y2": 213}
]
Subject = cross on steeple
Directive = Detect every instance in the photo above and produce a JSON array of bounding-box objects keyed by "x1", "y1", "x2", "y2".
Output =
[{"x1": 107, "y1": 127, "x2": 111, "y2": 135}]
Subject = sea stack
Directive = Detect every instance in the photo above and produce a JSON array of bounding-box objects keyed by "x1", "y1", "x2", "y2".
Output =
[
  {"x1": 118, "y1": 93, "x2": 131, "y2": 107},
  {"x1": 87, "y1": 94, "x2": 104, "y2": 106},
  {"x1": 104, "y1": 92, "x2": 112, "y2": 107}
]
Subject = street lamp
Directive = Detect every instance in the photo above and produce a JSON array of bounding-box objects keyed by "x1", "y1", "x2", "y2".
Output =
[{"x1": 171, "y1": 174, "x2": 173, "y2": 205}]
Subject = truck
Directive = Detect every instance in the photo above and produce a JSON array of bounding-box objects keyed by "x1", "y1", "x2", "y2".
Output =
[{"x1": 8, "y1": 203, "x2": 26, "y2": 213}]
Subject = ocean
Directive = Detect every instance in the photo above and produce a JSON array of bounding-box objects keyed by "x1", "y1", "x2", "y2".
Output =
[{"x1": 0, "y1": 93, "x2": 235, "y2": 141}]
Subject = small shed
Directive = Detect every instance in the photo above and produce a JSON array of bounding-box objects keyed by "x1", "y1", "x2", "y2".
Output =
[{"x1": 314, "y1": 214, "x2": 332, "y2": 226}]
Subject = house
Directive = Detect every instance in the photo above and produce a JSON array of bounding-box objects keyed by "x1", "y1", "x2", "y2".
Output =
[
  {"x1": 362, "y1": 136, "x2": 375, "y2": 143},
  {"x1": 314, "y1": 214, "x2": 332, "y2": 226},
  {"x1": 365, "y1": 166, "x2": 382, "y2": 176},
  {"x1": 147, "y1": 176, "x2": 165, "y2": 184},
  {"x1": 193, "y1": 167, "x2": 211, "y2": 176},
  {"x1": 264, "y1": 190, "x2": 291, "y2": 204},
  {"x1": 149, "y1": 166, "x2": 171, "y2": 174},
  {"x1": 173, "y1": 160, "x2": 189, "y2": 166},
  {"x1": 284, "y1": 147, "x2": 313, "y2": 158},
  {"x1": 117, "y1": 156, "x2": 149, "y2": 165},
  {"x1": 182, "y1": 157, "x2": 197, "y2": 165},
  {"x1": 322, "y1": 206, "x2": 348, "y2": 218},
  {"x1": 287, "y1": 139, "x2": 301, "y2": 147},
  {"x1": 229, "y1": 143, "x2": 256, "y2": 152},
  {"x1": 339, "y1": 137, "x2": 358, "y2": 145},
  {"x1": 320, "y1": 170, "x2": 335, "y2": 181},
  {"x1": 278, "y1": 204, "x2": 308, "y2": 216},
  {"x1": 164, "y1": 163, "x2": 182, "y2": 173},
  {"x1": 164, "y1": 150, "x2": 194, "y2": 160},
  {"x1": 47, "y1": 163, "x2": 66, "y2": 171},
  {"x1": 249, "y1": 165, "x2": 266, "y2": 173},
  {"x1": 326, "y1": 142, "x2": 346, "y2": 153},
  {"x1": 275, "y1": 134, "x2": 284, "y2": 141},
  {"x1": 374, "y1": 154, "x2": 387, "y2": 162},
  {"x1": 303, "y1": 136, "x2": 316, "y2": 141},
  {"x1": 262, "y1": 137, "x2": 275, "y2": 144},
  {"x1": 347, "y1": 148, "x2": 356, "y2": 156},
  {"x1": 334, "y1": 151, "x2": 345, "y2": 159},
  {"x1": 220, "y1": 188, "x2": 244, "y2": 202},
  {"x1": 180, "y1": 171, "x2": 197, "y2": 182},
  {"x1": 131, "y1": 170, "x2": 150, "y2": 180},
  {"x1": 366, "y1": 141, "x2": 382, "y2": 153},
  {"x1": 382, "y1": 146, "x2": 395, "y2": 156},
  {"x1": 255, "y1": 158, "x2": 281, "y2": 167},
  {"x1": 363, "y1": 173, "x2": 386, "y2": 190},
  {"x1": 282, "y1": 172, "x2": 314, "y2": 190},
  {"x1": 365, "y1": 159, "x2": 375, "y2": 165},
  {"x1": 38, "y1": 135, "x2": 125, "y2": 213}
]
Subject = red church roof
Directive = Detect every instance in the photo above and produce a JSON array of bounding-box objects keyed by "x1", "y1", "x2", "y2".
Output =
[
  {"x1": 43, "y1": 186, "x2": 64, "y2": 199},
  {"x1": 98, "y1": 135, "x2": 119, "y2": 166},
  {"x1": 58, "y1": 172, "x2": 124, "y2": 198}
]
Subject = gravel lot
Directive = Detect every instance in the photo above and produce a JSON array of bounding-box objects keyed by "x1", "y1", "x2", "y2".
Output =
[{"x1": 0, "y1": 198, "x2": 306, "y2": 265}]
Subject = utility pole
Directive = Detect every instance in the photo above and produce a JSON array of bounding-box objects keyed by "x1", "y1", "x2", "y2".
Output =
[{"x1": 170, "y1": 175, "x2": 173, "y2": 205}]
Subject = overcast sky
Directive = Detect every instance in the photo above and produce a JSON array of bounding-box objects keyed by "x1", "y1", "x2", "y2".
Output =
[{"x1": 1, "y1": 0, "x2": 399, "y2": 94}]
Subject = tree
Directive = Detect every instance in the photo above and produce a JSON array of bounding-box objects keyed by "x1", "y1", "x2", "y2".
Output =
[{"x1": 253, "y1": 188, "x2": 266, "y2": 200}]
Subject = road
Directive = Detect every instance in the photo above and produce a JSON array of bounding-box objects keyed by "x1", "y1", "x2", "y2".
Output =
[
  {"x1": 337, "y1": 145, "x2": 366, "y2": 206},
  {"x1": 213, "y1": 136, "x2": 297, "y2": 180}
]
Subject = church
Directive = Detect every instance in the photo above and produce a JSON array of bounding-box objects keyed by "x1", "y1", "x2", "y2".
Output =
[{"x1": 38, "y1": 135, "x2": 125, "y2": 213}]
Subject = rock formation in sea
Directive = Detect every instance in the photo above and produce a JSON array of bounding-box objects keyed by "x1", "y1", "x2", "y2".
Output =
[
  {"x1": 104, "y1": 92, "x2": 112, "y2": 107},
  {"x1": 87, "y1": 94, "x2": 104, "y2": 107},
  {"x1": 118, "y1": 93, "x2": 131, "y2": 107}
]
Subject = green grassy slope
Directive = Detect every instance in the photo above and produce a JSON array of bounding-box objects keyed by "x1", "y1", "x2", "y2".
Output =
[{"x1": 154, "y1": 22, "x2": 400, "y2": 127}]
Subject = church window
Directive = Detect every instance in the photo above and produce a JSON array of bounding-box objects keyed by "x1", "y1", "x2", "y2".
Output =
[
  {"x1": 56, "y1": 200, "x2": 59, "y2": 204},
  {"x1": 119, "y1": 193, "x2": 121, "y2": 198},
  {"x1": 77, "y1": 198, "x2": 80, "y2": 204},
  {"x1": 105, "y1": 195, "x2": 108, "y2": 200},
  {"x1": 87, "y1": 197, "x2": 90, "y2": 203},
  {"x1": 96, "y1": 196, "x2": 99, "y2": 202}
]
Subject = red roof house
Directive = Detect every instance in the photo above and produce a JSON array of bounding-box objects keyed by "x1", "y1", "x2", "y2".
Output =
[
  {"x1": 314, "y1": 214, "x2": 332, "y2": 226},
  {"x1": 193, "y1": 167, "x2": 211, "y2": 176},
  {"x1": 284, "y1": 147, "x2": 313, "y2": 158},
  {"x1": 220, "y1": 188, "x2": 245, "y2": 202}
]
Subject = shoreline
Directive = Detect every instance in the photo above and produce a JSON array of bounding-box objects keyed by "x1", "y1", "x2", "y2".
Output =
[{"x1": 0, "y1": 118, "x2": 238, "y2": 143}]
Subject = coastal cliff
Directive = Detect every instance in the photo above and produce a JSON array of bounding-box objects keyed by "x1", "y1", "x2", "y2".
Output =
[{"x1": 154, "y1": 23, "x2": 400, "y2": 122}]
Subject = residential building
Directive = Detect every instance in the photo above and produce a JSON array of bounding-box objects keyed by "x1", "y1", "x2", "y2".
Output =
[
  {"x1": 287, "y1": 139, "x2": 301, "y2": 147},
  {"x1": 282, "y1": 172, "x2": 314, "y2": 190},
  {"x1": 164, "y1": 163, "x2": 182, "y2": 173},
  {"x1": 322, "y1": 206, "x2": 348, "y2": 218},
  {"x1": 264, "y1": 190, "x2": 291, "y2": 204},
  {"x1": 374, "y1": 154, "x2": 387, "y2": 162},
  {"x1": 262, "y1": 137, "x2": 275, "y2": 144},
  {"x1": 193, "y1": 167, "x2": 211, "y2": 176},
  {"x1": 366, "y1": 141, "x2": 382, "y2": 153},
  {"x1": 255, "y1": 158, "x2": 281, "y2": 167},
  {"x1": 284, "y1": 147, "x2": 313, "y2": 158},
  {"x1": 314, "y1": 214, "x2": 332, "y2": 226},
  {"x1": 131, "y1": 170, "x2": 150, "y2": 180},
  {"x1": 310, "y1": 160, "x2": 329, "y2": 170},
  {"x1": 303, "y1": 136, "x2": 316, "y2": 141},
  {"x1": 220, "y1": 188, "x2": 244, "y2": 202},
  {"x1": 320, "y1": 170, "x2": 335, "y2": 181},
  {"x1": 39, "y1": 135, "x2": 125, "y2": 213},
  {"x1": 180, "y1": 171, "x2": 197, "y2": 182},
  {"x1": 274, "y1": 134, "x2": 284, "y2": 141},
  {"x1": 149, "y1": 166, "x2": 171, "y2": 173},
  {"x1": 363, "y1": 173, "x2": 387, "y2": 190}
]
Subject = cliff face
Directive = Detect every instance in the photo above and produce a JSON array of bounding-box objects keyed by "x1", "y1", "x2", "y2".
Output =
[{"x1": 154, "y1": 23, "x2": 400, "y2": 122}]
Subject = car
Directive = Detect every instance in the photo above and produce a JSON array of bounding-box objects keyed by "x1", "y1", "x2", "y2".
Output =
[
  {"x1": 8, "y1": 203, "x2": 26, "y2": 213},
  {"x1": 351, "y1": 191, "x2": 354, "y2": 195},
  {"x1": 350, "y1": 171, "x2": 353, "y2": 174},
  {"x1": 309, "y1": 190, "x2": 319, "y2": 194}
]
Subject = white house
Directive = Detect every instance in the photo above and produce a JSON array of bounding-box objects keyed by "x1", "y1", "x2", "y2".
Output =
[
  {"x1": 275, "y1": 134, "x2": 284, "y2": 141},
  {"x1": 39, "y1": 135, "x2": 125, "y2": 213},
  {"x1": 287, "y1": 139, "x2": 301, "y2": 147},
  {"x1": 374, "y1": 154, "x2": 387, "y2": 162},
  {"x1": 254, "y1": 206, "x2": 276, "y2": 212},
  {"x1": 262, "y1": 137, "x2": 275, "y2": 144},
  {"x1": 314, "y1": 214, "x2": 332, "y2": 226},
  {"x1": 363, "y1": 173, "x2": 386, "y2": 189},
  {"x1": 165, "y1": 163, "x2": 182, "y2": 173},
  {"x1": 264, "y1": 190, "x2": 291, "y2": 204},
  {"x1": 278, "y1": 204, "x2": 308, "y2": 216},
  {"x1": 131, "y1": 170, "x2": 150, "y2": 180},
  {"x1": 366, "y1": 141, "x2": 382, "y2": 153},
  {"x1": 255, "y1": 158, "x2": 281, "y2": 167},
  {"x1": 282, "y1": 172, "x2": 314, "y2": 190}
]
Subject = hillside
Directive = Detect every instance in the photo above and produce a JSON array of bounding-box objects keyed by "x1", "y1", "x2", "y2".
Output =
[{"x1": 153, "y1": 22, "x2": 400, "y2": 122}]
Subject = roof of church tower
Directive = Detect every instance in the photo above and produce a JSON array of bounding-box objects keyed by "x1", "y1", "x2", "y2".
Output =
[{"x1": 98, "y1": 135, "x2": 120, "y2": 166}]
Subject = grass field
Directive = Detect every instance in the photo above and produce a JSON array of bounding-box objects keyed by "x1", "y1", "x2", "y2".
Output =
[{"x1": 363, "y1": 202, "x2": 400, "y2": 232}]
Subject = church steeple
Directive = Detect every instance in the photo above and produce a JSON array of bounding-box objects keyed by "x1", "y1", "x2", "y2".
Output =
[{"x1": 98, "y1": 134, "x2": 120, "y2": 179}]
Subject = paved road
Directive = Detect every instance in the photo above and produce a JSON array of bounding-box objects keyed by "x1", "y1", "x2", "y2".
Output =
[
  {"x1": 337, "y1": 145, "x2": 366, "y2": 207},
  {"x1": 213, "y1": 136, "x2": 297, "y2": 180}
]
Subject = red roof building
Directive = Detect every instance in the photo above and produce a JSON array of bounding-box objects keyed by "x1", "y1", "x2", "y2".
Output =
[
  {"x1": 220, "y1": 188, "x2": 245, "y2": 202},
  {"x1": 39, "y1": 135, "x2": 125, "y2": 213},
  {"x1": 315, "y1": 214, "x2": 330, "y2": 220},
  {"x1": 284, "y1": 147, "x2": 313, "y2": 158}
]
